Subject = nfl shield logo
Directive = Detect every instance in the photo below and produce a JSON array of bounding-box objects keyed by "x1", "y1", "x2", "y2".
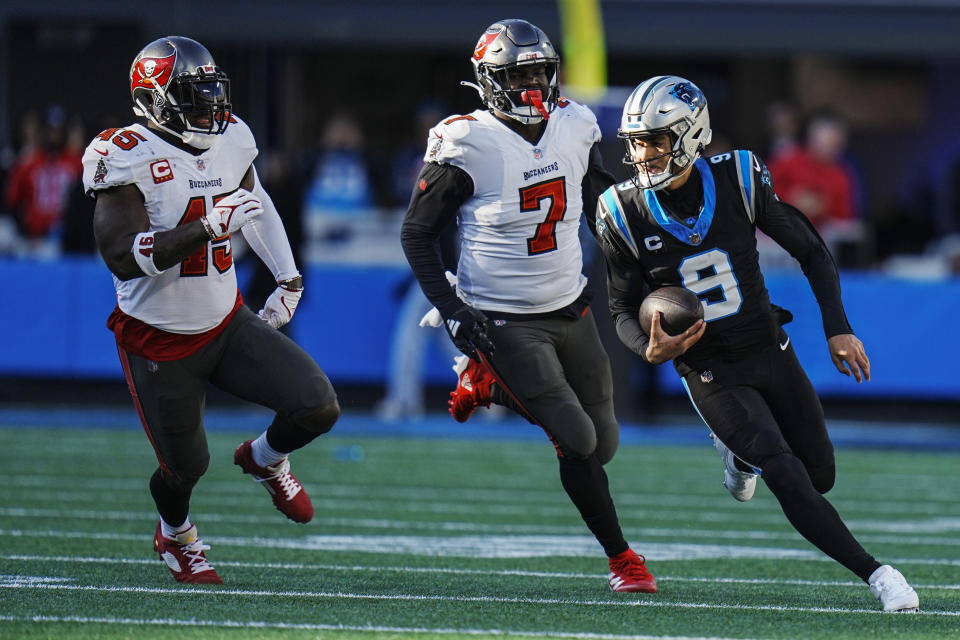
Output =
[
  {"x1": 700, "y1": 370, "x2": 713, "y2": 383},
  {"x1": 196, "y1": 158, "x2": 206, "y2": 171},
  {"x1": 533, "y1": 148, "x2": 543, "y2": 159}
]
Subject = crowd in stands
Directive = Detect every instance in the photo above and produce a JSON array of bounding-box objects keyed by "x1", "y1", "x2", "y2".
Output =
[{"x1": 2, "y1": 97, "x2": 960, "y2": 278}]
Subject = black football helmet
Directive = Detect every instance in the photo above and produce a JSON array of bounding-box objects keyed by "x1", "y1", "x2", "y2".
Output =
[
  {"x1": 130, "y1": 36, "x2": 231, "y2": 148},
  {"x1": 464, "y1": 19, "x2": 559, "y2": 124}
]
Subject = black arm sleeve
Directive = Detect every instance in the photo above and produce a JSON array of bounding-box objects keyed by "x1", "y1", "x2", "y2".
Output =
[
  {"x1": 400, "y1": 162, "x2": 474, "y2": 318},
  {"x1": 599, "y1": 235, "x2": 654, "y2": 361},
  {"x1": 757, "y1": 193, "x2": 852, "y2": 338},
  {"x1": 581, "y1": 142, "x2": 617, "y2": 238}
]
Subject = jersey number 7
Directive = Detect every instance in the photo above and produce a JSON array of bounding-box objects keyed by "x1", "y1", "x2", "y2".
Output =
[{"x1": 520, "y1": 177, "x2": 567, "y2": 255}]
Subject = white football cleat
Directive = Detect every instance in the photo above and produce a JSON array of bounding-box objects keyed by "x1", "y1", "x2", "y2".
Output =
[
  {"x1": 869, "y1": 565, "x2": 920, "y2": 612},
  {"x1": 710, "y1": 433, "x2": 759, "y2": 502}
]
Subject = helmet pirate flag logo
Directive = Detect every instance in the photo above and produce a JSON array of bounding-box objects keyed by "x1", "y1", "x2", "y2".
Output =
[
  {"x1": 473, "y1": 26, "x2": 504, "y2": 61},
  {"x1": 131, "y1": 52, "x2": 176, "y2": 92}
]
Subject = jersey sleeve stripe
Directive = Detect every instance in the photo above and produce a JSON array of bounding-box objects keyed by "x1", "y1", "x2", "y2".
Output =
[
  {"x1": 600, "y1": 187, "x2": 640, "y2": 259},
  {"x1": 734, "y1": 150, "x2": 756, "y2": 224}
]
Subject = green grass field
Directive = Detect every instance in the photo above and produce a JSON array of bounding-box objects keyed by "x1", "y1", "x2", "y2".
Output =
[{"x1": 1, "y1": 420, "x2": 958, "y2": 639}]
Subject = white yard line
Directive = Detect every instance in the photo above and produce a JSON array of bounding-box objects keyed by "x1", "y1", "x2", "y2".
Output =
[
  {"x1": 8, "y1": 474, "x2": 960, "y2": 512},
  {"x1": 4, "y1": 556, "x2": 960, "y2": 590},
  {"x1": 3, "y1": 527, "x2": 960, "y2": 562},
  {"x1": 0, "y1": 582, "x2": 955, "y2": 617},
  {"x1": 0, "y1": 615, "x2": 752, "y2": 640},
  {"x1": 2, "y1": 508, "x2": 960, "y2": 545},
  {"x1": 7, "y1": 492, "x2": 960, "y2": 523}
]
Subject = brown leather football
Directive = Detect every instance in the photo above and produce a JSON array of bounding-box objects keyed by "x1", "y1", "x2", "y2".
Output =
[{"x1": 639, "y1": 287, "x2": 704, "y2": 336}]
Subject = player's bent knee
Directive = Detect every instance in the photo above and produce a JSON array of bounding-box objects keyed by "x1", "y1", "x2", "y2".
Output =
[
  {"x1": 760, "y1": 453, "x2": 812, "y2": 499},
  {"x1": 161, "y1": 457, "x2": 208, "y2": 494},
  {"x1": 294, "y1": 399, "x2": 340, "y2": 435},
  {"x1": 554, "y1": 420, "x2": 598, "y2": 460},
  {"x1": 807, "y1": 462, "x2": 836, "y2": 494},
  {"x1": 594, "y1": 434, "x2": 619, "y2": 465}
]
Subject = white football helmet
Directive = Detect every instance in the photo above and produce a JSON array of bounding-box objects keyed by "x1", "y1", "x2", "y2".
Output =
[
  {"x1": 130, "y1": 36, "x2": 231, "y2": 149},
  {"x1": 618, "y1": 76, "x2": 712, "y2": 190},
  {"x1": 464, "y1": 19, "x2": 559, "y2": 125}
]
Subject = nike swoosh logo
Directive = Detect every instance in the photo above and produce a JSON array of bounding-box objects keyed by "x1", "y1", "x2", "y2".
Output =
[
  {"x1": 95, "y1": 148, "x2": 109, "y2": 156},
  {"x1": 779, "y1": 337, "x2": 790, "y2": 351}
]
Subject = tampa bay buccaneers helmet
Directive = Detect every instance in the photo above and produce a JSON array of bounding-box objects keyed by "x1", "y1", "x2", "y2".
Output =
[
  {"x1": 618, "y1": 75, "x2": 712, "y2": 190},
  {"x1": 464, "y1": 19, "x2": 560, "y2": 125},
  {"x1": 130, "y1": 36, "x2": 231, "y2": 149}
]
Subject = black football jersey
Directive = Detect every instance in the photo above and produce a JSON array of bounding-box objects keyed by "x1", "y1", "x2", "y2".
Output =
[{"x1": 597, "y1": 150, "x2": 851, "y2": 371}]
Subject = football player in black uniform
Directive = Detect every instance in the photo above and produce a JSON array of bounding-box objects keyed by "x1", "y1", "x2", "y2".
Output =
[
  {"x1": 595, "y1": 75, "x2": 919, "y2": 612},
  {"x1": 401, "y1": 19, "x2": 656, "y2": 593}
]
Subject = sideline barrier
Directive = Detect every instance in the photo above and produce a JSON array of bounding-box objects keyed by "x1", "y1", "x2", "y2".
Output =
[{"x1": 1, "y1": 257, "x2": 957, "y2": 399}]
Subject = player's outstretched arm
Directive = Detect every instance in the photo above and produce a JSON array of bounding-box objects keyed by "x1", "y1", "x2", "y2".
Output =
[
  {"x1": 644, "y1": 312, "x2": 705, "y2": 365},
  {"x1": 827, "y1": 333, "x2": 870, "y2": 383}
]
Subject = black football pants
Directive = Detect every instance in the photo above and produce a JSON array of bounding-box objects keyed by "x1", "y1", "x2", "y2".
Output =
[
  {"x1": 483, "y1": 309, "x2": 628, "y2": 557},
  {"x1": 484, "y1": 308, "x2": 618, "y2": 462},
  {"x1": 681, "y1": 334, "x2": 880, "y2": 581},
  {"x1": 116, "y1": 305, "x2": 338, "y2": 526}
]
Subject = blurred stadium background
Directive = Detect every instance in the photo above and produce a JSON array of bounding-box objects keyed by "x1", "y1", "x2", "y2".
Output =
[{"x1": 2, "y1": 0, "x2": 960, "y2": 425}]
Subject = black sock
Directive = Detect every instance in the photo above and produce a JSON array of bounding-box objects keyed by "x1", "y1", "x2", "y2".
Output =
[
  {"x1": 558, "y1": 454, "x2": 629, "y2": 557},
  {"x1": 149, "y1": 467, "x2": 190, "y2": 528},
  {"x1": 266, "y1": 418, "x2": 319, "y2": 453}
]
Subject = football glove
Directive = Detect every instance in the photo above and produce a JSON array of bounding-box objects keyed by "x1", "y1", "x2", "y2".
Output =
[
  {"x1": 202, "y1": 188, "x2": 264, "y2": 239},
  {"x1": 419, "y1": 271, "x2": 459, "y2": 329},
  {"x1": 258, "y1": 284, "x2": 303, "y2": 329},
  {"x1": 444, "y1": 304, "x2": 495, "y2": 360}
]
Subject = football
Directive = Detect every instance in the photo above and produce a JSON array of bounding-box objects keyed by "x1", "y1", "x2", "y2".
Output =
[{"x1": 639, "y1": 287, "x2": 704, "y2": 336}]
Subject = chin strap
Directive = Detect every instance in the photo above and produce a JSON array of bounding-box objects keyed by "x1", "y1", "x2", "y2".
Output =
[{"x1": 521, "y1": 89, "x2": 550, "y2": 120}]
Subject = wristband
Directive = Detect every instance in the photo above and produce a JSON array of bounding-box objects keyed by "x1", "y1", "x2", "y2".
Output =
[
  {"x1": 199, "y1": 215, "x2": 218, "y2": 241},
  {"x1": 278, "y1": 275, "x2": 303, "y2": 292},
  {"x1": 132, "y1": 232, "x2": 164, "y2": 277}
]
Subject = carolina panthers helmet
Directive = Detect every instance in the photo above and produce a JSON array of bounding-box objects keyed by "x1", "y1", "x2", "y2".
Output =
[
  {"x1": 465, "y1": 19, "x2": 559, "y2": 125},
  {"x1": 618, "y1": 76, "x2": 712, "y2": 190},
  {"x1": 130, "y1": 36, "x2": 231, "y2": 149}
]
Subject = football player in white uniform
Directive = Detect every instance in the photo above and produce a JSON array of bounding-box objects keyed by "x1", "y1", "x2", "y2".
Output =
[
  {"x1": 401, "y1": 19, "x2": 657, "y2": 593},
  {"x1": 81, "y1": 36, "x2": 340, "y2": 584}
]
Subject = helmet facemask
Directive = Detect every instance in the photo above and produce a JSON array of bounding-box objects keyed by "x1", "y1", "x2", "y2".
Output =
[
  {"x1": 477, "y1": 59, "x2": 559, "y2": 124},
  {"x1": 620, "y1": 121, "x2": 702, "y2": 191}
]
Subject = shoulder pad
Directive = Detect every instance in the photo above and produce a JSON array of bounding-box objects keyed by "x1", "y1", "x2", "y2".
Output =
[
  {"x1": 224, "y1": 115, "x2": 258, "y2": 155},
  {"x1": 706, "y1": 149, "x2": 760, "y2": 224},
  {"x1": 556, "y1": 97, "x2": 595, "y2": 120},
  {"x1": 596, "y1": 183, "x2": 640, "y2": 260},
  {"x1": 81, "y1": 126, "x2": 153, "y2": 193},
  {"x1": 553, "y1": 98, "x2": 600, "y2": 143},
  {"x1": 424, "y1": 111, "x2": 487, "y2": 168}
]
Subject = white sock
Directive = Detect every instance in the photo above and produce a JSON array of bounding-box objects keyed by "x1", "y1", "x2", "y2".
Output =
[
  {"x1": 160, "y1": 516, "x2": 192, "y2": 540},
  {"x1": 251, "y1": 432, "x2": 286, "y2": 467}
]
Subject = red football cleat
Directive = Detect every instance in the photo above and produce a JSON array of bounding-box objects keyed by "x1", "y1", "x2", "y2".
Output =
[
  {"x1": 448, "y1": 355, "x2": 495, "y2": 423},
  {"x1": 234, "y1": 440, "x2": 314, "y2": 523},
  {"x1": 153, "y1": 522, "x2": 222, "y2": 584},
  {"x1": 608, "y1": 548, "x2": 657, "y2": 593}
]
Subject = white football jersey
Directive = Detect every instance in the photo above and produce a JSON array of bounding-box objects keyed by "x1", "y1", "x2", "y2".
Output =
[
  {"x1": 81, "y1": 118, "x2": 257, "y2": 333},
  {"x1": 425, "y1": 101, "x2": 600, "y2": 313}
]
